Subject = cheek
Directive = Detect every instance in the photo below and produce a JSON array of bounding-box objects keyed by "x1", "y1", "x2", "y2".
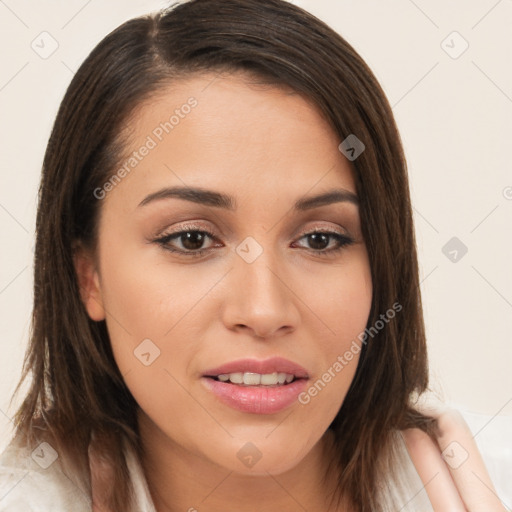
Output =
[
  {"x1": 296, "y1": 254, "x2": 372, "y2": 415},
  {"x1": 96, "y1": 247, "x2": 207, "y2": 438},
  {"x1": 304, "y1": 249, "x2": 373, "y2": 348},
  {"x1": 96, "y1": 236, "x2": 221, "y2": 368}
]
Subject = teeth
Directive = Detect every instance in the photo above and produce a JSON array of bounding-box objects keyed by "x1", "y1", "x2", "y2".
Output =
[
  {"x1": 261, "y1": 372, "x2": 277, "y2": 385},
  {"x1": 216, "y1": 372, "x2": 295, "y2": 386},
  {"x1": 228, "y1": 372, "x2": 243, "y2": 384},
  {"x1": 244, "y1": 372, "x2": 261, "y2": 385}
]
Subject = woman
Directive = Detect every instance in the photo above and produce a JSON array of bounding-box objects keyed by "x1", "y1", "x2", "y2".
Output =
[{"x1": 0, "y1": 0, "x2": 505, "y2": 510}]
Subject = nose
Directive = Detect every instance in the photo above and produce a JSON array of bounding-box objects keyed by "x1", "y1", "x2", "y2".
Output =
[{"x1": 220, "y1": 247, "x2": 301, "y2": 340}]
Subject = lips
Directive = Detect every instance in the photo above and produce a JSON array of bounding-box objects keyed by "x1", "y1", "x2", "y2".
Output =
[
  {"x1": 201, "y1": 357, "x2": 310, "y2": 414},
  {"x1": 202, "y1": 357, "x2": 310, "y2": 379}
]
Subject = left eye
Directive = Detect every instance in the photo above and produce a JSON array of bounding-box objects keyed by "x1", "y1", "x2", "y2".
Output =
[
  {"x1": 153, "y1": 228, "x2": 354, "y2": 257},
  {"x1": 293, "y1": 231, "x2": 354, "y2": 253}
]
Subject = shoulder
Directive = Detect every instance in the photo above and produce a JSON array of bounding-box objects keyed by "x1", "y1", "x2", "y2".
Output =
[
  {"x1": 0, "y1": 432, "x2": 91, "y2": 512},
  {"x1": 376, "y1": 429, "x2": 434, "y2": 512}
]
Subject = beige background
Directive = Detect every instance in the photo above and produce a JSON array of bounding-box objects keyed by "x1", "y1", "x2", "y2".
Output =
[{"x1": 0, "y1": 0, "x2": 511, "y2": 499}]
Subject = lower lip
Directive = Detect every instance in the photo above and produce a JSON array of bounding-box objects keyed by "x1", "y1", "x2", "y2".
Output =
[{"x1": 201, "y1": 377, "x2": 308, "y2": 414}]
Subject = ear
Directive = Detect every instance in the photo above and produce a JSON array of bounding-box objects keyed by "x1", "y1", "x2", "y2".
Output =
[{"x1": 72, "y1": 242, "x2": 105, "y2": 322}]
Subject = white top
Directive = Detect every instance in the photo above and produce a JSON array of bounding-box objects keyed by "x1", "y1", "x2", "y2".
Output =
[{"x1": 0, "y1": 430, "x2": 433, "y2": 511}]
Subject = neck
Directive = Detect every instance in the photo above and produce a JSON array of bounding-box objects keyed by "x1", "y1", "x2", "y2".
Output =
[{"x1": 138, "y1": 412, "x2": 346, "y2": 512}]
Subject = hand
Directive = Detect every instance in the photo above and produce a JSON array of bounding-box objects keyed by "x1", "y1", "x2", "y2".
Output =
[{"x1": 402, "y1": 403, "x2": 507, "y2": 511}]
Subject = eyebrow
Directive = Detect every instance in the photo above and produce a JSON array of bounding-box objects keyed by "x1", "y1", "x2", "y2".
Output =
[{"x1": 137, "y1": 186, "x2": 359, "y2": 210}]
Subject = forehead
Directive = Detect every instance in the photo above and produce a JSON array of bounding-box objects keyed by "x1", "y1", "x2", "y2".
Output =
[{"x1": 105, "y1": 71, "x2": 357, "y2": 211}]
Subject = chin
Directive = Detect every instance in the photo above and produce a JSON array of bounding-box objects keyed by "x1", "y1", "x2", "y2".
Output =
[{"x1": 208, "y1": 436, "x2": 312, "y2": 477}]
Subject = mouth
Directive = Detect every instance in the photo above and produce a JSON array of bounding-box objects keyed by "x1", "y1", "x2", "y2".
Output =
[
  {"x1": 207, "y1": 372, "x2": 302, "y2": 387},
  {"x1": 201, "y1": 357, "x2": 310, "y2": 414},
  {"x1": 202, "y1": 356, "x2": 309, "y2": 381}
]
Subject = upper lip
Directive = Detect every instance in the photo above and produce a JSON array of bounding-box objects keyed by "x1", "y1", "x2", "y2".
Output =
[{"x1": 202, "y1": 357, "x2": 309, "y2": 379}]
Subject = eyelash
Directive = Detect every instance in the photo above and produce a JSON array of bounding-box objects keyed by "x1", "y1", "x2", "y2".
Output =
[{"x1": 152, "y1": 223, "x2": 354, "y2": 259}]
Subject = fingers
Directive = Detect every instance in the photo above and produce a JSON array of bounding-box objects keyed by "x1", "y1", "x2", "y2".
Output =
[
  {"x1": 402, "y1": 427, "x2": 467, "y2": 511},
  {"x1": 433, "y1": 409, "x2": 507, "y2": 512}
]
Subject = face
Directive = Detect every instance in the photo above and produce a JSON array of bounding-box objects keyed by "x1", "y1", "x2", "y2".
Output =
[{"x1": 76, "y1": 71, "x2": 372, "y2": 476}]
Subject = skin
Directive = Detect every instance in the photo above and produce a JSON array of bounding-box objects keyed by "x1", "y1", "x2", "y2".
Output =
[
  {"x1": 76, "y1": 72, "x2": 505, "y2": 511},
  {"x1": 77, "y1": 71, "x2": 372, "y2": 512},
  {"x1": 402, "y1": 402, "x2": 507, "y2": 511}
]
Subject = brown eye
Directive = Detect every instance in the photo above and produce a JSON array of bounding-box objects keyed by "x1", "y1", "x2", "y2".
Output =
[
  {"x1": 293, "y1": 230, "x2": 354, "y2": 255},
  {"x1": 154, "y1": 227, "x2": 219, "y2": 257},
  {"x1": 305, "y1": 233, "x2": 330, "y2": 251},
  {"x1": 174, "y1": 231, "x2": 210, "y2": 251}
]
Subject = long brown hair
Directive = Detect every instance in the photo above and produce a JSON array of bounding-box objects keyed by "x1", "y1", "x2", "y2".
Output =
[{"x1": 10, "y1": 0, "x2": 434, "y2": 510}]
